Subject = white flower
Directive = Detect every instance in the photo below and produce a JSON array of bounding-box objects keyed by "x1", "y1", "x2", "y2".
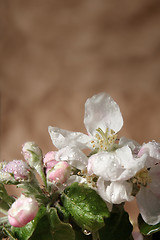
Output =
[
  {"x1": 136, "y1": 141, "x2": 160, "y2": 225},
  {"x1": 87, "y1": 145, "x2": 147, "y2": 204},
  {"x1": 48, "y1": 92, "x2": 123, "y2": 152}
]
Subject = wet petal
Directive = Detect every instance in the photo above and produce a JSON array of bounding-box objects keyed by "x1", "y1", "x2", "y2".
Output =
[
  {"x1": 48, "y1": 126, "x2": 92, "y2": 150},
  {"x1": 88, "y1": 146, "x2": 146, "y2": 181},
  {"x1": 119, "y1": 137, "x2": 140, "y2": 155},
  {"x1": 138, "y1": 141, "x2": 160, "y2": 167},
  {"x1": 136, "y1": 186, "x2": 160, "y2": 225},
  {"x1": 55, "y1": 146, "x2": 88, "y2": 170},
  {"x1": 148, "y1": 165, "x2": 160, "y2": 198},
  {"x1": 97, "y1": 178, "x2": 134, "y2": 204},
  {"x1": 84, "y1": 92, "x2": 123, "y2": 136}
]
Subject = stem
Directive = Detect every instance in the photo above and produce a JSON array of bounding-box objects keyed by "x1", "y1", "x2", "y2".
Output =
[
  {"x1": 36, "y1": 165, "x2": 47, "y2": 189},
  {"x1": 92, "y1": 231, "x2": 100, "y2": 240}
]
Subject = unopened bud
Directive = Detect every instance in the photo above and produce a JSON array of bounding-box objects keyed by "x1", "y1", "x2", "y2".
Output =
[
  {"x1": 22, "y1": 142, "x2": 43, "y2": 168},
  {"x1": 47, "y1": 161, "x2": 71, "y2": 185},
  {"x1": 3, "y1": 160, "x2": 30, "y2": 181},
  {"x1": 43, "y1": 151, "x2": 58, "y2": 172},
  {"x1": 8, "y1": 195, "x2": 39, "y2": 227}
]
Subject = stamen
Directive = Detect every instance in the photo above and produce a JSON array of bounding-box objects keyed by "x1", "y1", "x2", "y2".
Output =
[
  {"x1": 132, "y1": 168, "x2": 151, "y2": 187},
  {"x1": 91, "y1": 128, "x2": 118, "y2": 151}
]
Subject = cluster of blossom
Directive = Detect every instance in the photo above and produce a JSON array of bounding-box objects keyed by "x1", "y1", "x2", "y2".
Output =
[
  {"x1": 48, "y1": 92, "x2": 160, "y2": 226},
  {"x1": 1, "y1": 92, "x2": 160, "y2": 237}
]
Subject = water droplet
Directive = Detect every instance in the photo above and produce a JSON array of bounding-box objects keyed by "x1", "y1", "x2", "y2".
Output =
[{"x1": 83, "y1": 230, "x2": 91, "y2": 235}]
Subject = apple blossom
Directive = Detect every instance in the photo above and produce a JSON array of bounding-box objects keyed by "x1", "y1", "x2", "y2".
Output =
[
  {"x1": 135, "y1": 141, "x2": 160, "y2": 225},
  {"x1": 8, "y1": 195, "x2": 39, "y2": 227},
  {"x1": 22, "y1": 141, "x2": 43, "y2": 168},
  {"x1": 48, "y1": 92, "x2": 123, "y2": 152},
  {"x1": 43, "y1": 151, "x2": 58, "y2": 172},
  {"x1": 3, "y1": 160, "x2": 30, "y2": 181},
  {"x1": 47, "y1": 161, "x2": 71, "y2": 185}
]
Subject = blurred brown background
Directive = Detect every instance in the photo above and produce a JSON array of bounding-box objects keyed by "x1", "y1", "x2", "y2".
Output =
[{"x1": 0, "y1": 0, "x2": 160, "y2": 224}]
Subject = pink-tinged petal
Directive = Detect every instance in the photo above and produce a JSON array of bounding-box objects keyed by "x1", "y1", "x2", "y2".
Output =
[
  {"x1": 136, "y1": 186, "x2": 160, "y2": 225},
  {"x1": 88, "y1": 146, "x2": 146, "y2": 181},
  {"x1": 3, "y1": 160, "x2": 30, "y2": 180},
  {"x1": 48, "y1": 126, "x2": 92, "y2": 150},
  {"x1": 55, "y1": 146, "x2": 88, "y2": 170},
  {"x1": 84, "y1": 92, "x2": 123, "y2": 136},
  {"x1": 8, "y1": 195, "x2": 39, "y2": 227},
  {"x1": 47, "y1": 161, "x2": 71, "y2": 184},
  {"x1": 97, "y1": 178, "x2": 134, "y2": 204},
  {"x1": 43, "y1": 151, "x2": 57, "y2": 165}
]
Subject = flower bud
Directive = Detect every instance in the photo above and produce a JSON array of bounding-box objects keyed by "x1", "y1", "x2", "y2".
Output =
[
  {"x1": 8, "y1": 195, "x2": 39, "y2": 227},
  {"x1": 43, "y1": 151, "x2": 58, "y2": 172},
  {"x1": 22, "y1": 142, "x2": 43, "y2": 168},
  {"x1": 3, "y1": 160, "x2": 30, "y2": 181},
  {"x1": 47, "y1": 161, "x2": 71, "y2": 185}
]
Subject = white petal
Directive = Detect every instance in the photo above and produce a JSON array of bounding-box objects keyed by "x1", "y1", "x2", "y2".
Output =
[
  {"x1": 138, "y1": 141, "x2": 160, "y2": 167},
  {"x1": 57, "y1": 175, "x2": 87, "y2": 192},
  {"x1": 48, "y1": 126, "x2": 92, "y2": 150},
  {"x1": 148, "y1": 165, "x2": 160, "y2": 198},
  {"x1": 136, "y1": 186, "x2": 160, "y2": 225},
  {"x1": 119, "y1": 137, "x2": 140, "y2": 154},
  {"x1": 55, "y1": 146, "x2": 88, "y2": 170},
  {"x1": 97, "y1": 178, "x2": 134, "y2": 204},
  {"x1": 88, "y1": 146, "x2": 146, "y2": 181},
  {"x1": 67, "y1": 175, "x2": 87, "y2": 186},
  {"x1": 84, "y1": 92, "x2": 123, "y2": 136}
]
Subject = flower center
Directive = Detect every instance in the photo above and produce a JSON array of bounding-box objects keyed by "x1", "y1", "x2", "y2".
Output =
[
  {"x1": 132, "y1": 168, "x2": 151, "y2": 187},
  {"x1": 91, "y1": 128, "x2": 117, "y2": 151}
]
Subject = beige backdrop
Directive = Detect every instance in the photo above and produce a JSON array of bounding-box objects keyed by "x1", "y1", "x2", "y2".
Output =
[{"x1": 0, "y1": 0, "x2": 160, "y2": 225}]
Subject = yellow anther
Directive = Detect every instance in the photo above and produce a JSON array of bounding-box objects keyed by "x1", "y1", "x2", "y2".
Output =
[
  {"x1": 133, "y1": 168, "x2": 151, "y2": 187},
  {"x1": 92, "y1": 128, "x2": 118, "y2": 152}
]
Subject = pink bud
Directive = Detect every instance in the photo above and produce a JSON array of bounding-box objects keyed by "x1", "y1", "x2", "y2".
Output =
[
  {"x1": 47, "y1": 161, "x2": 71, "y2": 184},
  {"x1": 3, "y1": 160, "x2": 30, "y2": 180},
  {"x1": 43, "y1": 151, "x2": 58, "y2": 172},
  {"x1": 8, "y1": 195, "x2": 39, "y2": 227}
]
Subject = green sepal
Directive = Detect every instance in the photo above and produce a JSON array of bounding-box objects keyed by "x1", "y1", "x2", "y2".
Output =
[
  {"x1": 98, "y1": 205, "x2": 133, "y2": 240},
  {"x1": 61, "y1": 182, "x2": 110, "y2": 232},
  {"x1": 0, "y1": 183, "x2": 14, "y2": 214},
  {"x1": 138, "y1": 214, "x2": 160, "y2": 236}
]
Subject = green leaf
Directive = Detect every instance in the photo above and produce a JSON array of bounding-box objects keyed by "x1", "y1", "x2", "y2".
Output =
[
  {"x1": 61, "y1": 182, "x2": 110, "y2": 232},
  {"x1": 138, "y1": 214, "x2": 160, "y2": 236},
  {"x1": 49, "y1": 207, "x2": 75, "y2": 240},
  {"x1": 98, "y1": 205, "x2": 133, "y2": 240}
]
